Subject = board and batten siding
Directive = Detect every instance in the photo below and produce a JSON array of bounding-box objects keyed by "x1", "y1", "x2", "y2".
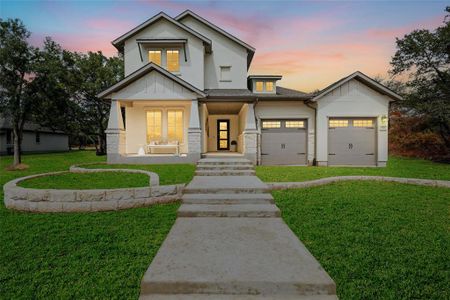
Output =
[
  {"x1": 123, "y1": 18, "x2": 205, "y2": 90},
  {"x1": 255, "y1": 101, "x2": 316, "y2": 165},
  {"x1": 316, "y1": 78, "x2": 390, "y2": 166}
]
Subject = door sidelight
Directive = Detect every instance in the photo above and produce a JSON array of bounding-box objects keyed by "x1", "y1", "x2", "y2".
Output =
[{"x1": 348, "y1": 143, "x2": 353, "y2": 149}]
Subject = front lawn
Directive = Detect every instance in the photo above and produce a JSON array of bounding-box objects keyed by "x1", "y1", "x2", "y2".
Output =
[
  {"x1": 273, "y1": 181, "x2": 450, "y2": 299},
  {"x1": 18, "y1": 171, "x2": 150, "y2": 189},
  {"x1": 257, "y1": 156, "x2": 450, "y2": 182},
  {"x1": 0, "y1": 151, "x2": 180, "y2": 298}
]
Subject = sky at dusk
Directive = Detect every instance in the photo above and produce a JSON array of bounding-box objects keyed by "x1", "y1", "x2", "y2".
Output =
[{"x1": 1, "y1": 0, "x2": 447, "y2": 92}]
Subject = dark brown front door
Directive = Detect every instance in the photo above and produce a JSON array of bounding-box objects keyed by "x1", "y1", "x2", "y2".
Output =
[{"x1": 217, "y1": 120, "x2": 230, "y2": 150}]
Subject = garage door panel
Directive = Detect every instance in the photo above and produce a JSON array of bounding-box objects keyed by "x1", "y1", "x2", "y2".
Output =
[{"x1": 328, "y1": 118, "x2": 376, "y2": 166}]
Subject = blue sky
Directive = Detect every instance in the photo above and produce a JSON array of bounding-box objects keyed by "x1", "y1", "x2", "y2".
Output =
[{"x1": 1, "y1": 0, "x2": 447, "y2": 91}]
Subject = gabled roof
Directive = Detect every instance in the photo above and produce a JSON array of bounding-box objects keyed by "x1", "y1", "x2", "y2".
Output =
[
  {"x1": 175, "y1": 10, "x2": 256, "y2": 68},
  {"x1": 312, "y1": 71, "x2": 402, "y2": 102},
  {"x1": 97, "y1": 62, "x2": 206, "y2": 99},
  {"x1": 112, "y1": 12, "x2": 212, "y2": 52}
]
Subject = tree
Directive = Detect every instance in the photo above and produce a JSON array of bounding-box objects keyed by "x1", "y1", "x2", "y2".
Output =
[
  {"x1": 390, "y1": 6, "x2": 450, "y2": 150},
  {"x1": 0, "y1": 18, "x2": 38, "y2": 167},
  {"x1": 74, "y1": 52, "x2": 123, "y2": 155}
]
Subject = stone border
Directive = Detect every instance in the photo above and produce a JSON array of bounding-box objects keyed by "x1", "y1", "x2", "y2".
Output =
[
  {"x1": 268, "y1": 176, "x2": 450, "y2": 190},
  {"x1": 3, "y1": 166, "x2": 184, "y2": 213}
]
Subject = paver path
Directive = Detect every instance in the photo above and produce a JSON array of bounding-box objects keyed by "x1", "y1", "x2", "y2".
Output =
[{"x1": 140, "y1": 158, "x2": 337, "y2": 299}]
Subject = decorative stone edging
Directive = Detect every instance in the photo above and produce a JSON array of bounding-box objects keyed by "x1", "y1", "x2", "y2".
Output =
[
  {"x1": 268, "y1": 176, "x2": 450, "y2": 190},
  {"x1": 3, "y1": 166, "x2": 184, "y2": 213}
]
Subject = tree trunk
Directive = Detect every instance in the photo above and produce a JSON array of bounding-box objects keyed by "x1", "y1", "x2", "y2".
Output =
[
  {"x1": 96, "y1": 133, "x2": 107, "y2": 156},
  {"x1": 12, "y1": 126, "x2": 21, "y2": 166}
]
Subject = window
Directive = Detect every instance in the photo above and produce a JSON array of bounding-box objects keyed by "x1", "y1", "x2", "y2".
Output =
[
  {"x1": 148, "y1": 50, "x2": 161, "y2": 66},
  {"x1": 220, "y1": 66, "x2": 231, "y2": 81},
  {"x1": 265, "y1": 81, "x2": 274, "y2": 92},
  {"x1": 255, "y1": 81, "x2": 264, "y2": 92},
  {"x1": 166, "y1": 50, "x2": 180, "y2": 72},
  {"x1": 35, "y1": 132, "x2": 40, "y2": 144},
  {"x1": 329, "y1": 119, "x2": 349, "y2": 127},
  {"x1": 353, "y1": 119, "x2": 374, "y2": 127},
  {"x1": 146, "y1": 110, "x2": 162, "y2": 143},
  {"x1": 262, "y1": 121, "x2": 281, "y2": 129},
  {"x1": 286, "y1": 121, "x2": 305, "y2": 128},
  {"x1": 167, "y1": 109, "x2": 183, "y2": 143}
]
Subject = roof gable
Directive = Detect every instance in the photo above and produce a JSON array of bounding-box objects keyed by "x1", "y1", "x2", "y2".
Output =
[
  {"x1": 112, "y1": 12, "x2": 211, "y2": 52},
  {"x1": 98, "y1": 63, "x2": 206, "y2": 99},
  {"x1": 312, "y1": 71, "x2": 402, "y2": 102}
]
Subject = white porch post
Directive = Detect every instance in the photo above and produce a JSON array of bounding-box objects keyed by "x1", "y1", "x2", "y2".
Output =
[
  {"x1": 243, "y1": 103, "x2": 258, "y2": 164},
  {"x1": 105, "y1": 100, "x2": 125, "y2": 163},
  {"x1": 188, "y1": 99, "x2": 201, "y2": 161}
]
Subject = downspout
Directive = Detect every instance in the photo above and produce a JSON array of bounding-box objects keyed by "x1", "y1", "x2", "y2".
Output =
[
  {"x1": 254, "y1": 97, "x2": 260, "y2": 165},
  {"x1": 305, "y1": 100, "x2": 317, "y2": 166}
]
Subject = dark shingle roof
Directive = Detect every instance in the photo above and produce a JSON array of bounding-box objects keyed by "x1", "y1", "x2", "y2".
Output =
[{"x1": 205, "y1": 86, "x2": 312, "y2": 100}]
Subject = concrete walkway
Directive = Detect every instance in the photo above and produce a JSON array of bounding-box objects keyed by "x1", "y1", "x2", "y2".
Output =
[{"x1": 140, "y1": 158, "x2": 337, "y2": 299}]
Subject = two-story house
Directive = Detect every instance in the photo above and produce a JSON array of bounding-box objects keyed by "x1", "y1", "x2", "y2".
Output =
[{"x1": 99, "y1": 10, "x2": 402, "y2": 166}]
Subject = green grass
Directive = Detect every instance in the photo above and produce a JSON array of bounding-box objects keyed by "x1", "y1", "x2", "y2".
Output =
[
  {"x1": 83, "y1": 163, "x2": 195, "y2": 185},
  {"x1": 0, "y1": 151, "x2": 180, "y2": 298},
  {"x1": 257, "y1": 156, "x2": 450, "y2": 182},
  {"x1": 273, "y1": 181, "x2": 450, "y2": 299},
  {"x1": 18, "y1": 172, "x2": 151, "y2": 189}
]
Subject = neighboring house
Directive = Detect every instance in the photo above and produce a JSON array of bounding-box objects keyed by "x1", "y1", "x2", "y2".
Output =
[
  {"x1": 99, "y1": 10, "x2": 401, "y2": 166},
  {"x1": 0, "y1": 117, "x2": 69, "y2": 155}
]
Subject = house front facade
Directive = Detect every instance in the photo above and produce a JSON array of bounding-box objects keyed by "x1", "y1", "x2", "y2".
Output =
[{"x1": 99, "y1": 10, "x2": 401, "y2": 167}]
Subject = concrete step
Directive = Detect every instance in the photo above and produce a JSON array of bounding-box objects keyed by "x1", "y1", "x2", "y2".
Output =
[
  {"x1": 197, "y1": 165, "x2": 254, "y2": 170},
  {"x1": 195, "y1": 170, "x2": 256, "y2": 176},
  {"x1": 184, "y1": 176, "x2": 270, "y2": 194},
  {"x1": 184, "y1": 187, "x2": 270, "y2": 194},
  {"x1": 142, "y1": 294, "x2": 338, "y2": 299},
  {"x1": 197, "y1": 158, "x2": 253, "y2": 166},
  {"x1": 182, "y1": 193, "x2": 274, "y2": 205},
  {"x1": 178, "y1": 204, "x2": 281, "y2": 218},
  {"x1": 140, "y1": 218, "x2": 336, "y2": 297}
]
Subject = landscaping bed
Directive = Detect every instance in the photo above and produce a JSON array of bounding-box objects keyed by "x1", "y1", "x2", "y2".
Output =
[
  {"x1": 257, "y1": 156, "x2": 450, "y2": 182},
  {"x1": 17, "y1": 171, "x2": 150, "y2": 189},
  {"x1": 273, "y1": 181, "x2": 450, "y2": 299}
]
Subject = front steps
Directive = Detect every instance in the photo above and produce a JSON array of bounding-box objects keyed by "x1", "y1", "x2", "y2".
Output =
[{"x1": 139, "y1": 158, "x2": 337, "y2": 299}]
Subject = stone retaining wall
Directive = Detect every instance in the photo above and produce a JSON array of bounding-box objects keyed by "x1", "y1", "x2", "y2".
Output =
[
  {"x1": 3, "y1": 167, "x2": 183, "y2": 213},
  {"x1": 268, "y1": 176, "x2": 450, "y2": 190}
]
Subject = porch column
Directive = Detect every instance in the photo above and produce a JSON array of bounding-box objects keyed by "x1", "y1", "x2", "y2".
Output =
[
  {"x1": 243, "y1": 103, "x2": 258, "y2": 164},
  {"x1": 105, "y1": 100, "x2": 125, "y2": 163},
  {"x1": 187, "y1": 99, "x2": 201, "y2": 161}
]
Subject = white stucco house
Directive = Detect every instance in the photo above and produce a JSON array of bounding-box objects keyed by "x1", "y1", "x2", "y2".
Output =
[{"x1": 99, "y1": 10, "x2": 402, "y2": 167}]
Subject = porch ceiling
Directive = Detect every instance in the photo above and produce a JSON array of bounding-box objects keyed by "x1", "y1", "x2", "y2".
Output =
[{"x1": 206, "y1": 102, "x2": 244, "y2": 114}]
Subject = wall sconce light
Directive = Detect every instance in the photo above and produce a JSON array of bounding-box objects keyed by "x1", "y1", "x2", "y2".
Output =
[{"x1": 380, "y1": 115, "x2": 388, "y2": 126}]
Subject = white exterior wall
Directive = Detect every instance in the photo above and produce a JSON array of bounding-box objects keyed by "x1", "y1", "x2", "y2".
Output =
[
  {"x1": 316, "y1": 79, "x2": 390, "y2": 165},
  {"x1": 255, "y1": 101, "x2": 316, "y2": 164},
  {"x1": 179, "y1": 16, "x2": 248, "y2": 89},
  {"x1": 207, "y1": 114, "x2": 239, "y2": 152},
  {"x1": 125, "y1": 100, "x2": 191, "y2": 154},
  {"x1": 123, "y1": 18, "x2": 205, "y2": 90}
]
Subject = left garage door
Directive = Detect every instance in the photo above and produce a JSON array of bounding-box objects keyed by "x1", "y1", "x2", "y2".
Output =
[{"x1": 261, "y1": 119, "x2": 307, "y2": 165}]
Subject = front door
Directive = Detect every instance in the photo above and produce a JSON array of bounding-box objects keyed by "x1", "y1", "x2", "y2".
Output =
[{"x1": 217, "y1": 120, "x2": 230, "y2": 150}]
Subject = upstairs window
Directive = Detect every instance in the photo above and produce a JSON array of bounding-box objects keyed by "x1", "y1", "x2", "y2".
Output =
[
  {"x1": 265, "y1": 81, "x2": 274, "y2": 92},
  {"x1": 220, "y1": 66, "x2": 231, "y2": 81},
  {"x1": 148, "y1": 50, "x2": 162, "y2": 66},
  {"x1": 255, "y1": 81, "x2": 264, "y2": 92},
  {"x1": 167, "y1": 50, "x2": 180, "y2": 72}
]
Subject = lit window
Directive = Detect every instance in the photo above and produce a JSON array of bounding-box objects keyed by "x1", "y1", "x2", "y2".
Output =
[
  {"x1": 286, "y1": 121, "x2": 304, "y2": 128},
  {"x1": 220, "y1": 66, "x2": 231, "y2": 81},
  {"x1": 168, "y1": 110, "x2": 183, "y2": 143},
  {"x1": 148, "y1": 50, "x2": 161, "y2": 66},
  {"x1": 353, "y1": 119, "x2": 374, "y2": 127},
  {"x1": 262, "y1": 121, "x2": 281, "y2": 129},
  {"x1": 146, "y1": 110, "x2": 162, "y2": 143},
  {"x1": 167, "y1": 50, "x2": 180, "y2": 72},
  {"x1": 265, "y1": 81, "x2": 274, "y2": 92},
  {"x1": 329, "y1": 119, "x2": 349, "y2": 127},
  {"x1": 255, "y1": 81, "x2": 264, "y2": 92}
]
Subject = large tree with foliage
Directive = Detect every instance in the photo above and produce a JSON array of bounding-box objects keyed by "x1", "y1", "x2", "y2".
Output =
[
  {"x1": 73, "y1": 52, "x2": 123, "y2": 155},
  {"x1": 390, "y1": 7, "x2": 450, "y2": 151},
  {"x1": 0, "y1": 18, "x2": 39, "y2": 167}
]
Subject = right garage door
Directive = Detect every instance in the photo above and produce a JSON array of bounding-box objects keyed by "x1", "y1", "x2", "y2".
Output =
[{"x1": 328, "y1": 118, "x2": 376, "y2": 166}]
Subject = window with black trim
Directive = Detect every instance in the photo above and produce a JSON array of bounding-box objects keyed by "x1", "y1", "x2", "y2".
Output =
[{"x1": 35, "y1": 132, "x2": 40, "y2": 144}]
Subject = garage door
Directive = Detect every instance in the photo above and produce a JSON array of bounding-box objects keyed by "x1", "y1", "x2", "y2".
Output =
[
  {"x1": 261, "y1": 119, "x2": 307, "y2": 165},
  {"x1": 328, "y1": 118, "x2": 376, "y2": 166}
]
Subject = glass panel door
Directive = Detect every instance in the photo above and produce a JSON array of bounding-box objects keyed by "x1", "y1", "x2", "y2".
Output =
[{"x1": 217, "y1": 120, "x2": 230, "y2": 150}]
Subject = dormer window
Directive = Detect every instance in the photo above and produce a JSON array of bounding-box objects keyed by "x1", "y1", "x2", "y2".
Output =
[
  {"x1": 148, "y1": 50, "x2": 162, "y2": 66},
  {"x1": 248, "y1": 75, "x2": 282, "y2": 94},
  {"x1": 167, "y1": 50, "x2": 180, "y2": 72},
  {"x1": 265, "y1": 81, "x2": 274, "y2": 92},
  {"x1": 255, "y1": 81, "x2": 264, "y2": 92}
]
